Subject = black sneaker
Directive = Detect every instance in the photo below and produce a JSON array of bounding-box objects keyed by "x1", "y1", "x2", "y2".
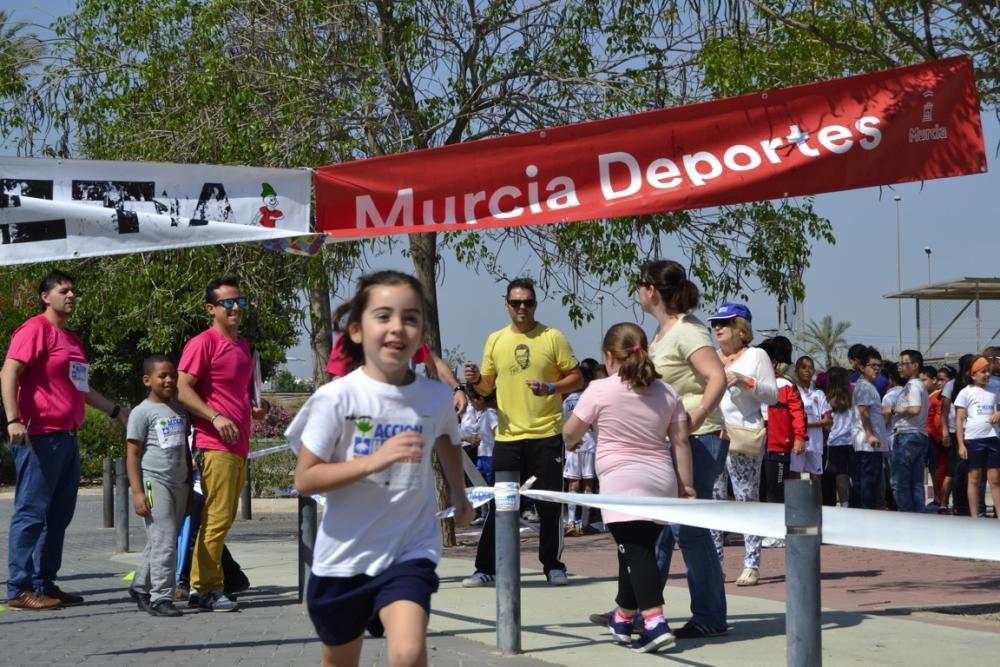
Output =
[
  {"x1": 147, "y1": 599, "x2": 183, "y2": 617},
  {"x1": 127, "y1": 587, "x2": 150, "y2": 611},
  {"x1": 673, "y1": 621, "x2": 728, "y2": 639},
  {"x1": 47, "y1": 586, "x2": 84, "y2": 606}
]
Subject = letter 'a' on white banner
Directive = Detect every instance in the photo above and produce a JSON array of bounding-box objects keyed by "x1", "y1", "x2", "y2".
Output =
[{"x1": 0, "y1": 157, "x2": 313, "y2": 265}]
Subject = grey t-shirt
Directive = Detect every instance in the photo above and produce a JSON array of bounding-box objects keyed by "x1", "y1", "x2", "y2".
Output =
[
  {"x1": 894, "y1": 378, "x2": 929, "y2": 433},
  {"x1": 126, "y1": 399, "x2": 189, "y2": 486}
]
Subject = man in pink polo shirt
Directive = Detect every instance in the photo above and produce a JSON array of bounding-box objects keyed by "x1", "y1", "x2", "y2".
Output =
[
  {"x1": 178, "y1": 276, "x2": 268, "y2": 612},
  {"x1": 2, "y1": 270, "x2": 128, "y2": 610}
]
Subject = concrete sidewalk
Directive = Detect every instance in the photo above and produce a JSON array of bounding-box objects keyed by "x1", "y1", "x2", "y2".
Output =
[{"x1": 2, "y1": 493, "x2": 998, "y2": 665}]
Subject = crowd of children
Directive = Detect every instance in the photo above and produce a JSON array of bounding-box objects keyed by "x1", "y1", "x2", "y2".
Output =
[{"x1": 108, "y1": 267, "x2": 999, "y2": 666}]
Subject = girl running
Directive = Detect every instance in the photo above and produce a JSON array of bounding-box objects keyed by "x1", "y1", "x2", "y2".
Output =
[
  {"x1": 564, "y1": 323, "x2": 694, "y2": 653},
  {"x1": 287, "y1": 271, "x2": 473, "y2": 667},
  {"x1": 954, "y1": 356, "x2": 1000, "y2": 518}
]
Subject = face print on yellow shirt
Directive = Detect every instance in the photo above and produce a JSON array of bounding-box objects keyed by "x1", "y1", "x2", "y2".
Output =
[{"x1": 510, "y1": 343, "x2": 531, "y2": 374}]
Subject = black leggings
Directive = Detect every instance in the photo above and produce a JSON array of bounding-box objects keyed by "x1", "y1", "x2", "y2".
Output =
[{"x1": 608, "y1": 520, "x2": 664, "y2": 612}]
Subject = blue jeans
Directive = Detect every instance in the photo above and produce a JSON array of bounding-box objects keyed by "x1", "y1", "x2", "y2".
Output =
[
  {"x1": 6, "y1": 433, "x2": 81, "y2": 598},
  {"x1": 890, "y1": 431, "x2": 929, "y2": 513},
  {"x1": 855, "y1": 451, "x2": 884, "y2": 509},
  {"x1": 655, "y1": 432, "x2": 728, "y2": 630}
]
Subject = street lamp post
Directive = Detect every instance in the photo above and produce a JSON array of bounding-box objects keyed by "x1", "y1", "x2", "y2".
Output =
[
  {"x1": 925, "y1": 246, "x2": 932, "y2": 349},
  {"x1": 894, "y1": 196, "x2": 902, "y2": 355},
  {"x1": 597, "y1": 295, "x2": 605, "y2": 347}
]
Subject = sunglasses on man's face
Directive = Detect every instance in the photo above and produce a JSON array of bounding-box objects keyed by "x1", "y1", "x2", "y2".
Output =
[
  {"x1": 214, "y1": 296, "x2": 248, "y2": 310},
  {"x1": 507, "y1": 299, "x2": 537, "y2": 309}
]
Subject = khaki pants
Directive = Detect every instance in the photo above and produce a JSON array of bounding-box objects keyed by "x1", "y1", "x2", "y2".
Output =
[{"x1": 191, "y1": 449, "x2": 246, "y2": 593}]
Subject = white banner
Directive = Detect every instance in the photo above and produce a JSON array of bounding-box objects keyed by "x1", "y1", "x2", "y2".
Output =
[{"x1": 0, "y1": 158, "x2": 312, "y2": 265}]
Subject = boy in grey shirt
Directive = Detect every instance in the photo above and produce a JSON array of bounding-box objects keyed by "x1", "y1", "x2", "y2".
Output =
[{"x1": 126, "y1": 355, "x2": 191, "y2": 617}]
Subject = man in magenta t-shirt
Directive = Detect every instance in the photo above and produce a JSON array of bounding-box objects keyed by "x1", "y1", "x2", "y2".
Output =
[
  {"x1": 177, "y1": 275, "x2": 268, "y2": 612},
  {"x1": 2, "y1": 270, "x2": 128, "y2": 610}
]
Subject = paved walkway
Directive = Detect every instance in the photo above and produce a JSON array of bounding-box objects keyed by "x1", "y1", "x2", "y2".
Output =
[{"x1": 2, "y1": 491, "x2": 998, "y2": 665}]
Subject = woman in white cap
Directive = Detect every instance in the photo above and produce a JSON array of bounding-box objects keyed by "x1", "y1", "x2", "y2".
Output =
[{"x1": 708, "y1": 303, "x2": 777, "y2": 586}]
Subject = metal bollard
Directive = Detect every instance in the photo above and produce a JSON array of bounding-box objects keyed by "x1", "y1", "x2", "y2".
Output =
[
  {"x1": 785, "y1": 478, "x2": 822, "y2": 667},
  {"x1": 114, "y1": 458, "x2": 129, "y2": 552},
  {"x1": 298, "y1": 495, "x2": 317, "y2": 603},
  {"x1": 495, "y1": 470, "x2": 521, "y2": 654},
  {"x1": 103, "y1": 457, "x2": 114, "y2": 528},
  {"x1": 241, "y1": 461, "x2": 252, "y2": 520}
]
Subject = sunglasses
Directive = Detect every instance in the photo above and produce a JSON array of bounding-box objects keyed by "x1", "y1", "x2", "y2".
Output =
[
  {"x1": 507, "y1": 299, "x2": 537, "y2": 309},
  {"x1": 214, "y1": 296, "x2": 248, "y2": 309},
  {"x1": 711, "y1": 318, "x2": 735, "y2": 328}
]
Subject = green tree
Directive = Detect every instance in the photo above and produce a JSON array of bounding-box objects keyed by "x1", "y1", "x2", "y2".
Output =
[
  {"x1": 801, "y1": 315, "x2": 851, "y2": 370},
  {"x1": 271, "y1": 368, "x2": 306, "y2": 393}
]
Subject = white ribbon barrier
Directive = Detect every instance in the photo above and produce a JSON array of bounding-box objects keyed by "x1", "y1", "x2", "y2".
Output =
[
  {"x1": 519, "y1": 489, "x2": 1000, "y2": 563},
  {"x1": 248, "y1": 443, "x2": 292, "y2": 460}
]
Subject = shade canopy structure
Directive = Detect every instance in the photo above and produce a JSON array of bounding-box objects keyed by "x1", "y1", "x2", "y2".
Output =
[{"x1": 884, "y1": 277, "x2": 1000, "y2": 354}]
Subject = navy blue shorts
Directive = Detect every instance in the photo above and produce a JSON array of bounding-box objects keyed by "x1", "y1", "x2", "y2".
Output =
[
  {"x1": 307, "y1": 558, "x2": 439, "y2": 646},
  {"x1": 965, "y1": 437, "x2": 1000, "y2": 470}
]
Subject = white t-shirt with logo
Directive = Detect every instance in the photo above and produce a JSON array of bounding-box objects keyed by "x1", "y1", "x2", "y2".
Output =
[
  {"x1": 954, "y1": 385, "x2": 999, "y2": 440},
  {"x1": 285, "y1": 369, "x2": 460, "y2": 577},
  {"x1": 798, "y1": 384, "x2": 832, "y2": 454}
]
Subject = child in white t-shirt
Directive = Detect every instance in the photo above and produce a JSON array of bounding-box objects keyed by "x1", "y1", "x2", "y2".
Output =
[
  {"x1": 562, "y1": 368, "x2": 597, "y2": 536},
  {"x1": 470, "y1": 389, "x2": 497, "y2": 485},
  {"x1": 286, "y1": 271, "x2": 473, "y2": 667},
  {"x1": 954, "y1": 356, "x2": 1000, "y2": 517}
]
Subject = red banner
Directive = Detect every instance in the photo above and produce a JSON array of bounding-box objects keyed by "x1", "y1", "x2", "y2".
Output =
[{"x1": 315, "y1": 56, "x2": 986, "y2": 238}]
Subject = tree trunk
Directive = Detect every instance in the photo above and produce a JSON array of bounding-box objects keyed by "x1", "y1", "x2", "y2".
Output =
[
  {"x1": 410, "y1": 231, "x2": 456, "y2": 547},
  {"x1": 308, "y1": 286, "x2": 332, "y2": 388}
]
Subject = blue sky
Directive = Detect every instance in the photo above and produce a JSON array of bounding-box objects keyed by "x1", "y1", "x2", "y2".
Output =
[{"x1": 10, "y1": 1, "x2": 1000, "y2": 374}]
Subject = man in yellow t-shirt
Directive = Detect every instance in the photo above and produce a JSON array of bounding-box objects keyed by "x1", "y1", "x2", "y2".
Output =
[{"x1": 463, "y1": 278, "x2": 582, "y2": 587}]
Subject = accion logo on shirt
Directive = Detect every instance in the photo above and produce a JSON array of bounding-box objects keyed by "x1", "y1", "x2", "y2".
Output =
[{"x1": 350, "y1": 417, "x2": 423, "y2": 456}]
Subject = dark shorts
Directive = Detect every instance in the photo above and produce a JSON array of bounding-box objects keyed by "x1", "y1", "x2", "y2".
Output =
[
  {"x1": 946, "y1": 435, "x2": 959, "y2": 477},
  {"x1": 307, "y1": 558, "x2": 439, "y2": 646},
  {"x1": 825, "y1": 446, "x2": 854, "y2": 476},
  {"x1": 965, "y1": 437, "x2": 1000, "y2": 470}
]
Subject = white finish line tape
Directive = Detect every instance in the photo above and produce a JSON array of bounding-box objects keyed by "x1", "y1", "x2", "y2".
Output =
[
  {"x1": 248, "y1": 443, "x2": 292, "y2": 460},
  {"x1": 519, "y1": 489, "x2": 1000, "y2": 563}
]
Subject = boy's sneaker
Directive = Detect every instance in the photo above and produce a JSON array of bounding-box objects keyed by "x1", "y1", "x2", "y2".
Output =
[
  {"x1": 175, "y1": 584, "x2": 190, "y2": 602},
  {"x1": 6, "y1": 590, "x2": 61, "y2": 611},
  {"x1": 128, "y1": 587, "x2": 151, "y2": 611},
  {"x1": 47, "y1": 586, "x2": 84, "y2": 606},
  {"x1": 187, "y1": 591, "x2": 201, "y2": 608},
  {"x1": 198, "y1": 590, "x2": 239, "y2": 612},
  {"x1": 673, "y1": 621, "x2": 728, "y2": 639},
  {"x1": 546, "y1": 569, "x2": 569, "y2": 586},
  {"x1": 631, "y1": 621, "x2": 675, "y2": 653},
  {"x1": 607, "y1": 613, "x2": 634, "y2": 644},
  {"x1": 461, "y1": 572, "x2": 495, "y2": 588},
  {"x1": 147, "y1": 599, "x2": 184, "y2": 617}
]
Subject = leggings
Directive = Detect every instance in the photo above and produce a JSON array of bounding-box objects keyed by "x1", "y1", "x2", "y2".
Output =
[
  {"x1": 609, "y1": 520, "x2": 664, "y2": 612},
  {"x1": 712, "y1": 452, "x2": 762, "y2": 568}
]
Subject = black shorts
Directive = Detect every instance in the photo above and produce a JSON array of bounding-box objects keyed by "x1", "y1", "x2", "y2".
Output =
[
  {"x1": 966, "y1": 437, "x2": 1000, "y2": 470},
  {"x1": 307, "y1": 558, "x2": 438, "y2": 646},
  {"x1": 825, "y1": 446, "x2": 854, "y2": 476}
]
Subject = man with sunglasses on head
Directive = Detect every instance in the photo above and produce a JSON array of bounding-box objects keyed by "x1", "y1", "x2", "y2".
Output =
[
  {"x1": 463, "y1": 278, "x2": 583, "y2": 587},
  {"x1": 2, "y1": 270, "x2": 129, "y2": 610},
  {"x1": 177, "y1": 276, "x2": 269, "y2": 611}
]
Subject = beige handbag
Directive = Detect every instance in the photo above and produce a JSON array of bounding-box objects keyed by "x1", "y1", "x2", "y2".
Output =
[{"x1": 726, "y1": 423, "x2": 767, "y2": 457}]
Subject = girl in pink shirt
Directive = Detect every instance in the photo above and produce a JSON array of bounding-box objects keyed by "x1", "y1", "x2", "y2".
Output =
[{"x1": 563, "y1": 322, "x2": 694, "y2": 654}]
